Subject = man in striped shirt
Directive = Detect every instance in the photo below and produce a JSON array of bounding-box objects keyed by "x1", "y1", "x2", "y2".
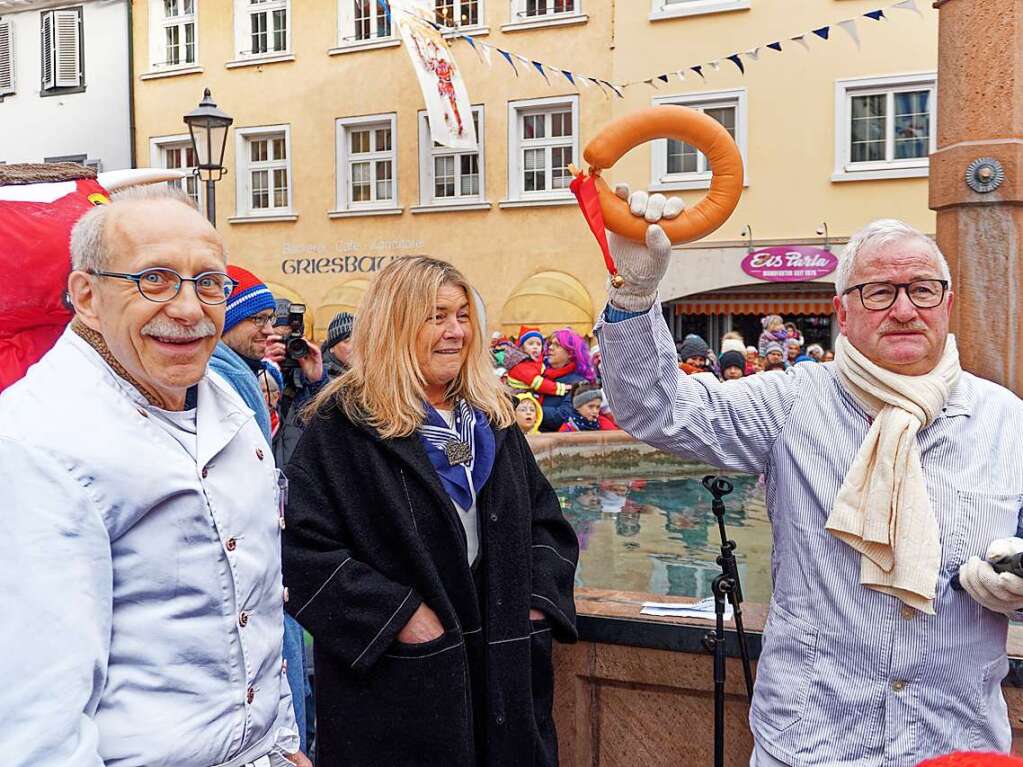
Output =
[{"x1": 595, "y1": 189, "x2": 1023, "y2": 767}]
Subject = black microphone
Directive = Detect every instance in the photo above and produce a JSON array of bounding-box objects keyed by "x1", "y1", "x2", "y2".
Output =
[{"x1": 951, "y1": 552, "x2": 1023, "y2": 591}]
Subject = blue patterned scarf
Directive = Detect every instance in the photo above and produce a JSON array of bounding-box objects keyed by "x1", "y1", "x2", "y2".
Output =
[{"x1": 418, "y1": 399, "x2": 495, "y2": 509}]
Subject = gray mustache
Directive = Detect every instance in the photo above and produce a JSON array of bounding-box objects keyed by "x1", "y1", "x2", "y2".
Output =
[{"x1": 141, "y1": 317, "x2": 217, "y2": 340}]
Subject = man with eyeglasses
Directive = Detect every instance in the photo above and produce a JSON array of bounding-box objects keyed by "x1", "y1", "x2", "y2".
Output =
[
  {"x1": 0, "y1": 186, "x2": 310, "y2": 767},
  {"x1": 594, "y1": 198, "x2": 1023, "y2": 767}
]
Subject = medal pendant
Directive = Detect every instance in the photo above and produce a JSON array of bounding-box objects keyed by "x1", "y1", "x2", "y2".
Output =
[{"x1": 444, "y1": 439, "x2": 472, "y2": 467}]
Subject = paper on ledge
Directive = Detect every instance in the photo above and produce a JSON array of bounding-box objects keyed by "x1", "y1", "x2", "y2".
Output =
[{"x1": 641, "y1": 597, "x2": 734, "y2": 621}]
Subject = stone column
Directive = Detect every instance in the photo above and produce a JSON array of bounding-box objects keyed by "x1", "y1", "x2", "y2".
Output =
[{"x1": 931, "y1": 0, "x2": 1023, "y2": 392}]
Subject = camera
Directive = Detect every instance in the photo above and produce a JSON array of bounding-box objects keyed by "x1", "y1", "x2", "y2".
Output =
[{"x1": 280, "y1": 303, "x2": 308, "y2": 370}]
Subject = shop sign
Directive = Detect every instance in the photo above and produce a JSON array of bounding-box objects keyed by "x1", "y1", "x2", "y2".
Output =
[{"x1": 741, "y1": 246, "x2": 838, "y2": 283}]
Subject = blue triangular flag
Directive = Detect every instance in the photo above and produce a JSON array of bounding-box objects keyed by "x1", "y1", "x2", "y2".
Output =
[
  {"x1": 497, "y1": 49, "x2": 518, "y2": 75},
  {"x1": 864, "y1": 9, "x2": 885, "y2": 20},
  {"x1": 561, "y1": 69, "x2": 576, "y2": 86},
  {"x1": 532, "y1": 60, "x2": 551, "y2": 84},
  {"x1": 813, "y1": 26, "x2": 830, "y2": 40},
  {"x1": 658, "y1": 74, "x2": 669, "y2": 83},
  {"x1": 464, "y1": 35, "x2": 477, "y2": 50},
  {"x1": 691, "y1": 65, "x2": 704, "y2": 79},
  {"x1": 767, "y1": 41, "x2": 782, "y2": 52},
  {"x1": 726, "y1": 54, "x2": 745, "y2": 74}
]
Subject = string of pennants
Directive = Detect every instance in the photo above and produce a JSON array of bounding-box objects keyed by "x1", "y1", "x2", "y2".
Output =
[{"x1": 397, "y1": 0, "x2": 925, "y2": 98}]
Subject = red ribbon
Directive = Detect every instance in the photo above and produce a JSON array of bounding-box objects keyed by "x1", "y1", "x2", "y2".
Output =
[{"x1": 569, "y1": 174, "x2": 618, "y2": 281}]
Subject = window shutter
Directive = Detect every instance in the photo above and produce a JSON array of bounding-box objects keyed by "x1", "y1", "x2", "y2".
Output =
[
  {"x1": 53, "y1": 9, "x2": 81, "y2": 87},
  {"x1": 0, "y1": 21, "x2": 14, "y2": 95},
  {"x1": 41, "y1": 12, "x2": 54, "y2": 89},
  {"x1": 233, "y1": 0, "x2": 249, "y2": 55}
]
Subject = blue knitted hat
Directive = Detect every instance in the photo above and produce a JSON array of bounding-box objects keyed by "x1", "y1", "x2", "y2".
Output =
[{"x1": 224, "y1": 265, "x2": 276, "y2": 333}]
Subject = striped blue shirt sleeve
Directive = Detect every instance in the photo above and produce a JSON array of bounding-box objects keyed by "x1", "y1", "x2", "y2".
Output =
[{"x1": 595, "y1": 302, "x2": 803, "y2": 475}]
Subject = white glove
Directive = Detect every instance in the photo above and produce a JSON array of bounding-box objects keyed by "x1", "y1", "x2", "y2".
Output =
[
  {"x1": 957, "y1": 536, "x2": 1023, "y2": 614},
  {"x1": 606, "y1": 185, "x2": 684, "y2": 313}
]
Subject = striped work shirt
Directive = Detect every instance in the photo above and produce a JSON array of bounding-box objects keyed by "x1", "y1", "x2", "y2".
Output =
[{"x1": 596, "y1": 303, "x2": 1023, "y2": 767}]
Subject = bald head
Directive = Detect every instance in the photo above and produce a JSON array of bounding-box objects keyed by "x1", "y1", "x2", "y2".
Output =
[{"x1": 71, "y1": 185, "x2": 224, "y2": 273}]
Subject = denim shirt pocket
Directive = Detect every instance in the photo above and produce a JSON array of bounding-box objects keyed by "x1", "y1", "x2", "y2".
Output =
[{"x1": 751, "y1": 602, "x2": 819, "y2": 733}]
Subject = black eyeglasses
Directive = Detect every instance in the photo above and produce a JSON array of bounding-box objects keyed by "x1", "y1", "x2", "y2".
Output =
[
  {"x1": 89, "y1": 268, "x2": 236, "y2": 305},
  {"x1": 842, "y1": 279, "x2": 948, "y2": 311}
]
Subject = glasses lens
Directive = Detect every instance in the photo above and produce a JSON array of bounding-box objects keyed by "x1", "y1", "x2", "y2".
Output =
[
  {"x1": 861, "y1": 283, "x2": 898, "y2": 310},
  {"x1": 194, "y1": 273, "x2": 232, "y2": 305},
  {"x1": 250, "y1": 312, "x2": 275, "y2": 327},
  {"x1": 137, "y1": 269, "x2": 180, "y2": 302},
  {"x1": 908, "y1": 279, "x2": 944, "y2": 308}
]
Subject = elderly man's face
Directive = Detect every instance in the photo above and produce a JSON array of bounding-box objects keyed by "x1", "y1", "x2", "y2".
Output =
[
  {"x1": 835, "y1": 238, "x2": 953, "y2": 376},
  {"x1": 70, "y1": 199, "x2": 226, "y2": 409}
]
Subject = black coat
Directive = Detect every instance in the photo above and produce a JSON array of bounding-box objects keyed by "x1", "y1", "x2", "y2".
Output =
[{"x1": 282, "y1": 402, "x2": 578, "y2": 766}]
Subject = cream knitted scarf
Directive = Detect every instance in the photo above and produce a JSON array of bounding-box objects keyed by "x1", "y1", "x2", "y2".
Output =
[{"x1": 825, "y1": 333, "x2": 961, "y2": 614}]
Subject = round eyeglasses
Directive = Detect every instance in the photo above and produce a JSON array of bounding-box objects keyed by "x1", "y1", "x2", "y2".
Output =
[
  {"x1": 88, "y1": 268, "x2": 236, "y2": 305},
  {"x1": 842, "y1": 279, "x2": 949, "y2": 311}
]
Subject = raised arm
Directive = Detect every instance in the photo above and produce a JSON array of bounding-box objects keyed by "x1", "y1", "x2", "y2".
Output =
[{"x1": 0, "y1": 439, "x2": 111, "y2": 767}]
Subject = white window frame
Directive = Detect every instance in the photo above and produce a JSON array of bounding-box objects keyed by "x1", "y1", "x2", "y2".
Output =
[
  {"x1": 416, "y1": 106, "x2": 486, "y2": 209},
  {"x1": 233, "y1": 124, "x2": 294, "y2": 220},
  {"x1": 503, "y1": 0, "x2": 586, "y2": 31},
  {"x1": 333, "y1": 0, "x2": 397, "y2": 53},
  {"x1": 232, "y1": 0, "x2": 291, "y2": 63},
  {"x1": 650, "y1": 88, "x2": 748, "y2": 192},
  {"x1": 650, "y1": 0, "x2": 750, "y2": 22},
  {"x1": 435, "y1": 0, "x2": 486, "y2": 34},
  {"x1": 0, "y1": 20, "x2": 15, "y2": 96},
  {"x1": 833, "y1": 72, "x2": 937, "y2": 182},
  {"x1": 334, "y1": 113, "x2": 401, "y2": 216},
  {"x1": 148, "y1": 0, "x2": 199, "y2": 74},
  {"x1": 504, "y1": 95, "x2": 579, "y2": 206},
  {"x1": 41, "y1": 6, "x2": 83, "y2": 92},
  {"x1": 149, "y1": 134, "x2": 204, "y2": 210}
]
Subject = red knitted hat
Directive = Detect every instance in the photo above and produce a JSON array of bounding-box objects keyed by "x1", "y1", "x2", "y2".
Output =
[{"x1": 918, "y1": 754, "x2": 1023, "y2": 767}]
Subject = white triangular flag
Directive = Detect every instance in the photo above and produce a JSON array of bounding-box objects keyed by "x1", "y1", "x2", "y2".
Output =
[
  {"x1": 709, "y1": 60, "x2": 720, "y2": 71},
  {"x1": 745, "y1": 47, "x2": 760, "y2": 61},
  {"x1": 836, "y1": 19, "x2": 861, "y2": 48},
  {"x1": 892, "y1": 0, "x2": 922, "y2": 17},
  {"x1": 479, "y1": 42, "x2": 492, "y2": 67},
  {"x1": 675, "y1": 69, "x2": 686, "y2": 81},
  {"x1": 790, "y1": 34, "x2": 810, "y2": 51}
]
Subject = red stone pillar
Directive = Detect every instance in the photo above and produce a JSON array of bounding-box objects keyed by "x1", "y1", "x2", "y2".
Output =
[{"x1": 931, "y1": 0, "x2": 1023, "y2": 392}]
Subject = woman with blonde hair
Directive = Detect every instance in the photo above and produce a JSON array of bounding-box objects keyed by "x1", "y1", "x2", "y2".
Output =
[{"x1": 282, "y1": 256, "x2": 578, "y2": 766}]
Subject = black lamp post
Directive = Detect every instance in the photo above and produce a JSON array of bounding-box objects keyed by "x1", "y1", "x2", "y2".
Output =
[{"x1": 183, "y1": 88, "x2": 233, "y2": 226}]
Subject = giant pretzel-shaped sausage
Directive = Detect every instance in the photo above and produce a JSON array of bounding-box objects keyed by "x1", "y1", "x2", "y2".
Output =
[{"x1": 582, "y1": 105, "x2": 744, "y2": 245}]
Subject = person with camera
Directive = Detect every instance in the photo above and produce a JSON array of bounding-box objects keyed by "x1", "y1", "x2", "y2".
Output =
[
  {"x1": 209, "y1": 265, "x2": 312, "y2": 755},
  {"x1": 595, "y1": 189, "x2": 1023, "y2": 767}
]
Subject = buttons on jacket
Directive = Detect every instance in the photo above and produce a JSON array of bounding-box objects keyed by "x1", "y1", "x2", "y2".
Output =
[
  {"x1": 495, "y1": 714, "x2": 505, "y2": 725},
  {"x1": 891, "y1": 680, "x2": 906, "y2": 692},
  {"x1": 900, "y1": 605, "x2": 915, "y2": 620},
  {"x1": 256, "y1": 448, "x2": 264, "y2": 461},
  {"x1": 490, "y1": 513, "x2": 498, "y2": 522},
  {"x1": 238, "y1": 611, "x2": 249, "y2": 628},
  {"x1": 225, "y1": 537, "x2": 237, "y2": 552},
  {"x1": 201, "y1": 466, "x2": 209, "y2": 479},
  {"x1": 246, "y1": 686, "x2": 255, "y2": 704}
]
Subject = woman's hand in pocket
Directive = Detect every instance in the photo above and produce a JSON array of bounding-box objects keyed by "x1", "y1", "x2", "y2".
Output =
[{"x1": 397, "y1": 603, "x2": 445, "y2": 644}]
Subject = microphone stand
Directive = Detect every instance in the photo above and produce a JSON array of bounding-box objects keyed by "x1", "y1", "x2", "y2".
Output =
[{"x1": 700, "y1": 475, "x2": 755, "y2": 767}]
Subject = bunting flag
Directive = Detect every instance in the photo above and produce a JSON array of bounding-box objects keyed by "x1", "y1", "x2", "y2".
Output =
[
  {"x1": 837, "y1": 19, "x2": 862, "y2": 48},
  {"x1": 392, "y1": 0, "x2": 476, "y2": 149},
  {"x1": 532, "y1": 60, "x2": 551, "y2": 84},
  {"x1": 893, "y1": 0, "x2": 922, "y2": 17},
  {"x1": 402, "y1": 0, "x2": 927, "y2": 99}
]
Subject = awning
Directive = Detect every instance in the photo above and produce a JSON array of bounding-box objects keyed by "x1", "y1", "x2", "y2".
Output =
[
  {"x1": 500, "y1": 270, "x2": 595, "y2": 336},
  {"x1": 672, "y1": 284, "x2": 836, "y2": 316}
]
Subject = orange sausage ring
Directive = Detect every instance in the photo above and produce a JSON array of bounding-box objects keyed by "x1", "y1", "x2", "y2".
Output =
[{"x1": 582, "y1": 105, "x2": 744, "y2": 245}]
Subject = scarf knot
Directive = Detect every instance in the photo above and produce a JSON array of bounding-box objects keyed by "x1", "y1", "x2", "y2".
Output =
[
  {"x1": 825, "y1": 334, "x2": 961, "y2": 614},
  {"x1": 417, "y1": 399, "x2": 495, "y2": 510}
]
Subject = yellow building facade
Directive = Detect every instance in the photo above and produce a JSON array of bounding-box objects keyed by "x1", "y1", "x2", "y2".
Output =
[{"x1": 132, "y1": 0, "x2": 937, "y2": 349}]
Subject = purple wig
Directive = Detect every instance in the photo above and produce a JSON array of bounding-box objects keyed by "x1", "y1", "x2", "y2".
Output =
[{"x1": 551, "y1": 328, "x2": 596, "y2": 382}]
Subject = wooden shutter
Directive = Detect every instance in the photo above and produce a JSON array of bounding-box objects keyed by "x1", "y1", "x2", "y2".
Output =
[
  {"x1": 0, "y1": 21, "x2": 14, "y2": 95},
  {"x1": 53, "y1": 8, "x2": 81, "y2": 88},
  {"x1": 41, "y1": 12, "x2": 54, "y2": 89}
]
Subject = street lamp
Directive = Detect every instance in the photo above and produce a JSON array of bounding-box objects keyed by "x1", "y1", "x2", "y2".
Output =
[{"x1": 183, "y1": 88, "x2": 233, "y2": 226}]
